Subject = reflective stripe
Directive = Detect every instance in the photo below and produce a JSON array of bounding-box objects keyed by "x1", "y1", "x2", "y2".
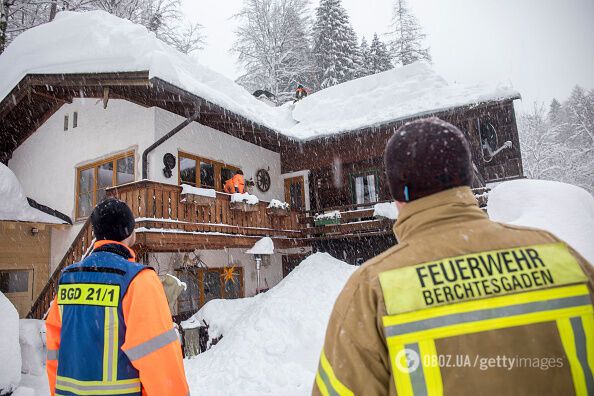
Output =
[
  {"x1": 47, "y1": 349, "x2": 59, "y2": 361},
  {"x1": 315, "y1": 350, "x2": 354, "y2": 396},
  {"x1": 56, "y1": 376, "x2": 140, "y2": 395},
  {"x1": 571, "y1": 317, "x2": 594, "y2": 395},
  {"x1": 103, "y1": 306, "x2": 119, "y2": 381},
  {"x1": 124, "y1": 328, "x2": 178, "y2": 361},
  {"x1": 384, "y1": 294, "x2": 591, "y2": 338},
  {"x1": 406, "y1": 343, "x2": 427, "y2": 396}
]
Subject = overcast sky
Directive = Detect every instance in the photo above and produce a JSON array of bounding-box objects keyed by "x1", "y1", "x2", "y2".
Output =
[{"x1": 181, "y1": 0, "x2": 594, "y2": 110}]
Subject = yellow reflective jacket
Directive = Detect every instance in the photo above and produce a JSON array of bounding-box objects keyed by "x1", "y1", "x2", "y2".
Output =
[{"x1": 313, "y1": 186, "x2": 594, "y2": 396}]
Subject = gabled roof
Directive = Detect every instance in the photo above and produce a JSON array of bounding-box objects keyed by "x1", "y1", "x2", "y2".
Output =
[{"x1": 0, "y1": 10, "x2": 520, "y2": 155}]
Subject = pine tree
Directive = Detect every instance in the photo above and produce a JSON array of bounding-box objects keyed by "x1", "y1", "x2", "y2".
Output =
[
  {"x1": 358, "y1": 37, "x2": 373, "y2": 77},
  {"x1": 312, "y1": 0, "x2": 359, "y2": 88},
  {"x1": 387, "y1": 0, "x2": 431, "y2": 66},
  {"x1": 368, "y1": 33, "x2": 393, "y2": 74},
  {"x1": 233, "y1": 0, "x2": 313, "y2": 103}
]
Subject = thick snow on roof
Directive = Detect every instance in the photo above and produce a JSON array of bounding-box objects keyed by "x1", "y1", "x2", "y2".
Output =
[
  {"x1": 0, "y1": 163, "x2": 65, "y2": 223},
  {"x1": 0, "y1": 11, "x2": 519, "y2": 142},
  {"x1": 290, "y1": 62, "x2": 520, "y2": 140},
  {"x1": 0, "y1": 11, "x2": 295, "y2": 134},
  {"x1": 245, "y1": 236, "x2": 274, "y2": 255},
  {"x1": 488, "y1": 179, "x2": 594, "y2": 264}
]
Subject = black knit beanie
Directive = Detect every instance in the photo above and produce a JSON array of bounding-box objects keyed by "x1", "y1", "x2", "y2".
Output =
[
  {"x1": 91, "y1": 198, "x2": 135, "y2": 242},
  {"x1": 384, "y1": 117, "x2": 473, "y2": 202}
]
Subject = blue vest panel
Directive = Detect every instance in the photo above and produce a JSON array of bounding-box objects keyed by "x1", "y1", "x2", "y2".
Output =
[{"x1": 55, "y1": 249, "x2": 150, "y2": 396}]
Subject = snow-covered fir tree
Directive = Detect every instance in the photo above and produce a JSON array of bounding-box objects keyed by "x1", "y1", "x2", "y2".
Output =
[
  {"x1": 357, "y1": 37, "x2": 373, "y2": 77},
  {"x1": 312, "y1": 0, "x2": 359, "y2": 88},
  {"x1": 519, "y1": 86, "x2": 594, "y2": 194},
  {"x1": 0, "y1": 0, "x2": 205, "y2": 55},
  {"x1": 368, "y1": 33, "x2": 393, "y2": 74},
  {"x1": 233, "y1": 0, "x2": 313, "y2": 103},
  {"x1": 387, "y1": 0, "x2": 431, "y2": 66}
]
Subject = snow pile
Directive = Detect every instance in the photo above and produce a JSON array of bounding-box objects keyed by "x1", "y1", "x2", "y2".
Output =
[
  {"x1": 373, "y1": 202, "x2": 398, "y2": 220},
  {"x1": 290, "y1": 62, "x2": 520, "y2": 139},
  {"x1": 0, "y1": 10, "x2": 295, "y2": 134},
  {"x1": 314, "y1": 210, "x2": 341, "y2": 221},
  {"x1": 230, "y1": 193, "x2": 259, "y2": 205},
  {"x1": 19, "y1": 320, "x2": 46, "y2": 376},
  {"x1": 181, "y1": 184, "x2": 217, "y2": 199},
  {"x1": 0, "y1": 163, "x2": 63, "y2": 223},
  {"x1": 0, "y1": 292, "x2": 21, "y2": 395},
  {"x1": 181, "y1": 298, "x2": 256, "y2": 337},
  {"x1": 267, "y1": 199, "x2": 290, "y2": 210},
  {"x1": 184, "y1": 253, "x2": 356, "y2": 396},
  {"x1": 245, "y1": 237, "x2": 274, "y2": 255},
  {"x1": 488, "y1": 179, "x2": 594, "y2": 264}
]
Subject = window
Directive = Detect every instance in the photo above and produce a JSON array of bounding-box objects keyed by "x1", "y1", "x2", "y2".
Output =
[
  {"x1": 64, "y1": 115, "x2": 69, "y2": 131},
  {"x1": 176, "y1": 267, "x2": 243, "y2": 313},
  {"x1": 73, "y1": 112, "x2": 78, "y2": 128},
  {"x1": 0, "y1": 270, "x2": 29, "y2": 293},
  {"x1": 351, "y1": 171, "x2": 379, "y2": 204},
  {"x1": 76, "y1": 152, "x2": 135, "y2": 219},
  {"x1": 178, "y1": 152, "x2": 240, "y2": 191}
]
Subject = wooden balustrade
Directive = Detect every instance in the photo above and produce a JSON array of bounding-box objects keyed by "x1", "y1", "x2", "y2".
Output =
[
  {"x1": 28, "y1": 218, "x2": 94, "y2": 319},
  {"x1": 106, "y1": 181, "x2": 302, "y2": 238}
]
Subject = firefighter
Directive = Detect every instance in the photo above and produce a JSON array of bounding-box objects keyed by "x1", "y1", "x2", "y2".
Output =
[
  {"x1": 46, "y1": 198, "x2": 189, "y2": 396},
  {"x1": 313, "y1": 118, "x2": 594, "y2": 396},
  {"x1": 224, "y1": 170, "x2": 245, "y2": 194},
  {"x1": 295, "y1": 84, "x2": 307, "y2": 102}
]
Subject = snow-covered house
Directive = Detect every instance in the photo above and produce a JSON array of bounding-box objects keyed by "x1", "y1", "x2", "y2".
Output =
[{"x1": 0, "y1": 11, "x2": 522, "y2": 319}]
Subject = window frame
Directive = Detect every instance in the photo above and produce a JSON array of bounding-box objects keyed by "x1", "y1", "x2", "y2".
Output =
[
  {"x1": 349, "y1": 169, "x2": 380, "y2": 205},
  {"x1": 75, "y1": 151, "x2": 135, "y2": 220},
  {"x1": 176, "y1": 266, "x2": 244, "y2": 313},
  {"x1": 177, "y1": 151, "x2": 241, "y2": 192},
  {"x1": 0, "y1": 269, "x2": 31, "y2": 295}
]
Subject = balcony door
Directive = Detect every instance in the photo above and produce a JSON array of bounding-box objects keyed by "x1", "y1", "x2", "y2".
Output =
[{"x1": 284, "y1": 176, "x2": 305, "y2": 210}]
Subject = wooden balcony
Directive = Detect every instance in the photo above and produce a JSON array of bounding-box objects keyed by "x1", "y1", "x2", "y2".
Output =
[{"x1": 106, "y1": 181, "x2": 305, "y2": 252}]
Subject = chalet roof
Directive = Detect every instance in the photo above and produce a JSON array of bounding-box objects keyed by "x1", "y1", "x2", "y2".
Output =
[{"x1": 0, "y1": 10, "x2": 520, "y2": 154}]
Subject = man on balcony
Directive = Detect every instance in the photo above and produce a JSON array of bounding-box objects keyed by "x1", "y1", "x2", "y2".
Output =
[
  {"x1": 45, "y1": 198, "x2": 189, "y2": 396},
  {"x1": 314, "y1": 117, "x2": 594, "y2": 396},
  {"x1": 224, "y1": 170, "x2": 245, "y2": 194}
]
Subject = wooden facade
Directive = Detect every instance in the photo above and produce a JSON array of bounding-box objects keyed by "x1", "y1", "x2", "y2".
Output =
[{"x1": 0, "y1": 221, "x2": 52, "y2": 317}]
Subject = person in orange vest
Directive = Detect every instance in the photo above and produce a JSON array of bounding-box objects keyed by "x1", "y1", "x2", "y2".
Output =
[
  {"x1": 45, "y1": 198, "x2": 189, "y2": 396},
  {"x1": 224, "y1": 170, "x2": 245, "y2": 194},
  {"x1": 295, "y1": 84, "x2": 307, "y2": 102}
]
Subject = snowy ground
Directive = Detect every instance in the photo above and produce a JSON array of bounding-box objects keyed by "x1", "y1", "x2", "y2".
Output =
[{"x1": 5, "y1": 180, "x2": 594, "y2": 395}]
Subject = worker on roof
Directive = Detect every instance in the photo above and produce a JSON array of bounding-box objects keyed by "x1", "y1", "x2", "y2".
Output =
[
  {"x1": 46, "y1": 198, "x2": 189, "y2": 396},
  {"x1": 224, "y1": 170, "x2": 245, "y2": 194},
  {"x1": 313, "y1": 117, "x2": 594, "y2": 396},
  {"x1": 295, "y1": 84, "x2": 308, "y2": 102}
]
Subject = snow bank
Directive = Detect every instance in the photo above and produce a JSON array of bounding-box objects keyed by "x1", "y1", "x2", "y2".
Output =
[
  {"x1": 267, "y1": 199, "x2": 290, "y2": 210},
  {"x1": 0, "y1": 11, "x2": 295, "y2": 134},
  {"x1": 374, "y1": 202, "x2": 398, "y2": 220},
  {"x1": 181, "y1": 298, "x2": 256, "y2": 337},
  {"x1": 245, "y1": 237, "x2": 274, "y2": 255},
  {"x1": 290, "y1": 62, "x2": 519, "y2": 140},
  {"x1": 488, "y1": 179, "x2": 594, "y2": 264},
  {"x1": 181, "y1": 184, "x2": 216, "y2": 198},
  {"x1": 0, "y1": 293, "x2": 21, "y2": 395},
  {"x1": 184, "y1": 253, "x2": 356, "y2": 396},
  {"x1": 19, "y1": 320, "x2": 46, "y2": 377},
  {"x1": 230, "y1": 193, "x2": 259, "y2": 205},
  {"x1": 0, "y1": 163, "x2": 64, "y2": 223}
]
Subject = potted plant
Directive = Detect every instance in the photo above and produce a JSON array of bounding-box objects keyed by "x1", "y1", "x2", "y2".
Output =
[
  {"x1": 266, "y1": 199, "x2": 290, "y2": 217},
  {"x1": 230, "y1": 193, "x2": 260, "y2": 212},
  {"x1": 180, "y1": 184, "x2": 217, "y2": 207},
  {"x1": 314, "y1": 210, "x2": 341, "y2": 226}
]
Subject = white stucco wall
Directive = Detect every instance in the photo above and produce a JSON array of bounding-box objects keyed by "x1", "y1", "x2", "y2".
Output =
[
  {"x1": 8, "y1": 99, "x2": 287, "y2": 270},
  {"x1": 148, "y1": 108, "x2": 284, "y2": 203}
]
